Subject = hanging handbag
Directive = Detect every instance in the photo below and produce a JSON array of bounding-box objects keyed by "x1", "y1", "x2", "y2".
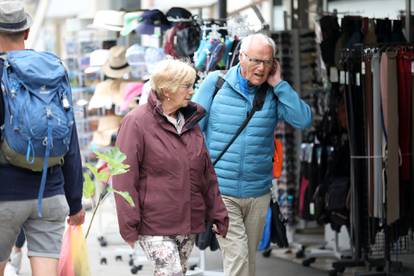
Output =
[{"x1": 270, "y1": 199, "x2": 289, "y2": 248}]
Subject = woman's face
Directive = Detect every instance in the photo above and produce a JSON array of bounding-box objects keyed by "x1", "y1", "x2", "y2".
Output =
[{"x1": 167, "y1": 82, "x2": 194, "y2": 109}]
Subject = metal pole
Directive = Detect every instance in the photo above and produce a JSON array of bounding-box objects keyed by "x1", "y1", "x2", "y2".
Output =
[
  {"x1": 218, "y1": 0, "x2": 227, "y2": 20},
  {"x1": 406, "y1": 0, "x2": 412, "y2": 42}
]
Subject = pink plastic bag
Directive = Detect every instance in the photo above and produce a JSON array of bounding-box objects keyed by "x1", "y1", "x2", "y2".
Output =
[{"x1": 58, "y1": 225, "x2": 91, "y2": 276}]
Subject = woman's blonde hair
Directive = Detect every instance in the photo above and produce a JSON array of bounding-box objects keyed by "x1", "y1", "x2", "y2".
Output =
[{"x1": 149, "y1": 59, "x2": 196, "y2": 98}]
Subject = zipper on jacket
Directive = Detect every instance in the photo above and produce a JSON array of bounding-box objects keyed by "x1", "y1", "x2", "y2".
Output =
[{"x1": 238, "y1": 104, "x2": 249, "y2": 198}]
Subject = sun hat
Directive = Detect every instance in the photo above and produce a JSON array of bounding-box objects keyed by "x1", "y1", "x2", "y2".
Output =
[
  {"x1": 121, "y1": 11, "x2": 144, "y2": 36},
  {"x1": 102, "y1": 45, "x2": 130, "y2": 79},
  {"x1": 89, "y1": 10, "x2": 125, "y2": 32},
  {"x1": 88, "y1": 79, "x2": 124, "y2": 110},
  {"x1": 0, "y1": 1, "x2": 32, "y2": 33},
  {"x1": 120, "y1": 82, "x2": 144, "y2": 111},
  {"x1": 136, "y1": 9, "x2": 171, "y2": 35},
  {"x1": 91, "y1": 115, "x2": 122, "y2": 147},
  {"x1": 84, "y1": 49, "x2": 109, "y2": 74}
]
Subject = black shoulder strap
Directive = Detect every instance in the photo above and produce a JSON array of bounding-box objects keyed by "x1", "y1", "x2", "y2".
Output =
[
  {"x1": 212, "y1": 71, "x2": 227, "y2": 100},
  {"x1": 213, "y1": 84, "x2": 268, "y2": 166}
]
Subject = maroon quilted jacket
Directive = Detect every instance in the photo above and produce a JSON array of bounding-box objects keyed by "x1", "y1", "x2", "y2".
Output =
[{"x1": 113, "y1": 91, "x2": 229, "y2": 243}]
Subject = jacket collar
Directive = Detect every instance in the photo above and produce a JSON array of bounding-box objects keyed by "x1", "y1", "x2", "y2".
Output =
[
  {"x1": 223, "y1": 64, "x2": 258, "y2": 101},
  {"x1": 147, "y1": 89, "x2": 206, "y2": 134}
]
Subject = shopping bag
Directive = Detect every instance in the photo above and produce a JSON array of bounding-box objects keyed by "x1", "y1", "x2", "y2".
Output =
[
  {"x1": 258, "y1": 207, "x2": 272, "y2": 251},
  {"x1": 58, "y1": 225, "x2": 91, "y2": 276}
]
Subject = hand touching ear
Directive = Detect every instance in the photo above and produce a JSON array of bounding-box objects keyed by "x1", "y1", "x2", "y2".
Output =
[{"x1": 267, "y1": 59, "x2": 282, "y2": 87}]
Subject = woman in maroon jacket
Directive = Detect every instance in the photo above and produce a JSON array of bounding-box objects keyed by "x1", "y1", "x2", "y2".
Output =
[{"x1": 113, "y1": 59, "x2": 228, "y2": 275}]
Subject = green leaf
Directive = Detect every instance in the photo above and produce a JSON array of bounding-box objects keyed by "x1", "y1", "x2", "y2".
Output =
[
  {"x1": 83, "y1": 172, "x2": 95, "y2": 198},
  {"x1": 85, "y1": 163, "x2": 109, "y2": 182},
  {"x1": 108, "y1": 187, "x2": 135, "y2": 207},
  {"x1": 94, "y1": 147, "x2": 130, "y2": 176}
]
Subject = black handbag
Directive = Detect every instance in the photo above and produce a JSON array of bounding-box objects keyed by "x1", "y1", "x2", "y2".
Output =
[
  {"x1": 270, "y1": 199, "x2": 289, "y2": 248},
  {"x1": 195, "y1": 222, "x2": 220, "y2": 251}
]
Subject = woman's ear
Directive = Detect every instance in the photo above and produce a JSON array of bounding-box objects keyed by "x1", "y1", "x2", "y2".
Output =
[{"x1": 160, "y1": 88, "x2": 170, "y2": 100}]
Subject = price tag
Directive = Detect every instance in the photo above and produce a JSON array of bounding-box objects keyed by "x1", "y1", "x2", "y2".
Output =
[
  {"x1": 310, "y1": 203, "x2": 315, "y2": 215},
  {"x1": 356, "y1": 73, "x2": 360, "y2": 86},
  {"x1": 340, "y1": 71, "x2": 345, "y2": 84},
  {"x1": 330, "y1": 67, "x2": 338, "y2": 83},
  {"x1": 154, "y1": 26, "x2": 161, "y2": 37},
  {"x1": 345, "y1": 71, "x2": 349, "y2": 85},
  {"x1": 361, "y1": 62, "x2": 366, "y2": 75}
]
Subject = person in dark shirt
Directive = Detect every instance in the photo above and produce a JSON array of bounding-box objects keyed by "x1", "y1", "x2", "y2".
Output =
[{"x1": 0, "y1": 2, "x2": 84, "y2": 276}]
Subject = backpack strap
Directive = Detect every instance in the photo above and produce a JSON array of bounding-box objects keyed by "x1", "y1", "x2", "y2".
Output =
[
  {"x1": 37, "y1": 125, "x2": 52, "y2": 217},
  {"x1": 213, "y1": 83, "x2": 268, "y2": 166}
]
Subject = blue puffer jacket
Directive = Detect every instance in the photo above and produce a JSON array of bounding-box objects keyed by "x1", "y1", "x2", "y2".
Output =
[{"x1": 193, "y1": 65, "x2": 312, "y2": 198}]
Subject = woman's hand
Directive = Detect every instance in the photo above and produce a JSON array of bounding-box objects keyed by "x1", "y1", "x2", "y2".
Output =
[{"x1": 212, "y1": 224, "x2": 219, "y2": 235}]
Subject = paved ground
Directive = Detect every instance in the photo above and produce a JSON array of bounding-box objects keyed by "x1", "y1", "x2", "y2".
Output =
[{"x1": 13, "y1": 197, "x2": 414, "y2": 276}]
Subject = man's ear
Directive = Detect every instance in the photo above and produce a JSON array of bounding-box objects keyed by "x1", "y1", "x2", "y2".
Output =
[{"x1": 23, "y1": 29, "x2": 30, "y2": 40}]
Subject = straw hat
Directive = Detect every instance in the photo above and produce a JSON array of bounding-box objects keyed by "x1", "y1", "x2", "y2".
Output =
[
  {"x1": 89, "y1": 10, "x2": 125, "y2": 32},
  {"x1": 84, "y1": 49, "x2": 109, "y2": 74},
  {"x1": 91, "y1": 115, "x2": 122, "y2": 147},
  {"x1": 88, "y1": 79, "x2": 124, "y2": 110},
  {"x1": 102, "y1": 45, "x2": 131, "y2": 79}
]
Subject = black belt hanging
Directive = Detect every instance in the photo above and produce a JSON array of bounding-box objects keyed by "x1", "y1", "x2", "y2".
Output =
[{"x1": 212, "y1": 78, "x2": 268, "y2": 166}]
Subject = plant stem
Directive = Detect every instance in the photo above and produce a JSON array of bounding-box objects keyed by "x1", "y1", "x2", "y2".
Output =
[
  {"x1": 85, "y1": 196, "x2": 101, "y2": 239},
  {"x1": 85, "y1": 188, "x2": 106, "y2": 239},
  {"x1": 84, "y1": 170, "x2": 111, "y2": 239}
]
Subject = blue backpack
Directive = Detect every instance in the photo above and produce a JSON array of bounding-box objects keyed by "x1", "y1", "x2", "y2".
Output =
[{"x1": 0, "y1": 50, "x2": 74, "y2": 217}]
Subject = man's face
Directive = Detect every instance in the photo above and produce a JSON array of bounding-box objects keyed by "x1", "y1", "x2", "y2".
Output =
[{"x1": 239, "y1": 42, "x2": 274, "y2": 86}]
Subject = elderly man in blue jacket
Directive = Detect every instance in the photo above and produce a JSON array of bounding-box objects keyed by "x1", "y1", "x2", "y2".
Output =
[{"x1": 193, "y1": 33, "x2": 312, "y2": 276}]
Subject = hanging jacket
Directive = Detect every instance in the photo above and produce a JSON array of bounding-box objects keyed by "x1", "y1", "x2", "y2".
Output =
[
  {"x1": 113, "y1": 91, "x2": 229, "y2": 243},
  {"x1": 193, "y1": 65, "x2": 312, "y2": 198}
]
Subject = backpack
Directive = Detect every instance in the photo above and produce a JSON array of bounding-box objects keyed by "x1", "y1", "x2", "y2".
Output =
[{"x1": 0, "y1": 50, "x2": 74, "y2": 217}]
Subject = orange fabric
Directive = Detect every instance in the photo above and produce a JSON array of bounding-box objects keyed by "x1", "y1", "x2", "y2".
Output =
[{"x1": 273, "y1": 138, "x2": 283, "y2": 178}]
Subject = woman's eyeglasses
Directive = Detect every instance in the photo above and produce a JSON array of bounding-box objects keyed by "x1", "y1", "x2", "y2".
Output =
[{"x1": 179, "y1": 83, "x2": 194, "y2": 89}]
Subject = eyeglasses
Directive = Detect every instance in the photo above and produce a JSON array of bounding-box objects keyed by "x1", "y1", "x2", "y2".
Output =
[
  {"x1": 179, "y1": 83, "x2": 194, "y2": 89},
  {"x1": 242, "y1": 52, "x2": 273, "y2": 67}
]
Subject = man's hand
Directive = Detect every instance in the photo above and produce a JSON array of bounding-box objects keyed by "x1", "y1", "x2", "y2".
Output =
[
  {"x1": 267, "y1": 59, "x2": 282, "y2": 87},
  {"x1": 67, "y1": 209, "x2": 85, "y2": 225}
]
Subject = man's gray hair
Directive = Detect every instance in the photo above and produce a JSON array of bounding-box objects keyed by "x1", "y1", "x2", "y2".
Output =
[{"x1": 240, "y1": 33, "x2": 277, "y2": 58}]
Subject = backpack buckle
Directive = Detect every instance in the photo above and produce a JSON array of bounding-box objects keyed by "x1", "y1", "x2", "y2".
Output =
[{"x1": 42, "y1": 137, "x2": 48, "y2": 146}]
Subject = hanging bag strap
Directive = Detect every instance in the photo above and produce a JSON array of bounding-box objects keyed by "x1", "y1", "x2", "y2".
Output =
[{"x1": 213, "y1": 84, "x2": 268, "y2": 166}]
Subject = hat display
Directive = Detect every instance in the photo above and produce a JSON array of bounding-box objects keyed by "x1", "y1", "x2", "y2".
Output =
[
  {"x1": 126, "y1": 44, "x2": 147, "y2": 79},
  {"x1": 0, "y1": 1, "x2": 32, "y2": 33},
  {"x1": 121, "y1": 11, "x2": 144, "y2": 36},
  {"x1": 102, "y1": 45, "x2": 130, "y2": 79},
  {"x1": 91, "y1": 115, "x2": 122, "y2": 147},
  {"x1": 136, "y1": 9, "x2": 171, "y2": 35},
  {"x1": 89, "y1": 10, "x2": 125, "y2": 32},
  {"x1": 144, "y1": 47, "x2": 165, "y2": 75},
  {"x1": 121, "y1": 82, "x2": 144, "y2": 112},
  {"x1": 85, "y1": 49, "x2": 109, "y2": 74},
  {"x1": 88, "y1": 79, "x2": 124, "y2": 110},
  {"x1": 166, "y1": 7, "x2": 193, "y2": 23}
]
